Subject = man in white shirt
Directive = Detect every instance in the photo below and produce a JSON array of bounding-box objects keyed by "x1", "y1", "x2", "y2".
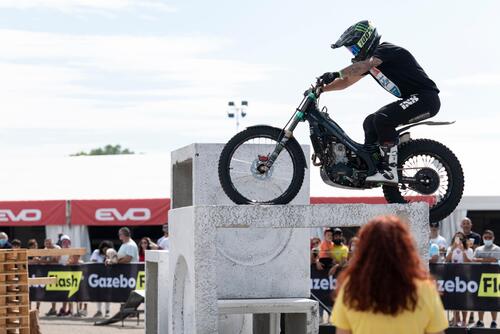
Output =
[
  {"x1": 429, "y1": 221, "x2": 447, "y2": 249},
  {"x1": 473, "y1": 230, "x2": 499, "y2": 329},
  {"x1": 157, "y1": 223, "x2": 169, "y2": 250},
  {"x1": 117, "y1": 227, "x2": 139, "y2": 263}
]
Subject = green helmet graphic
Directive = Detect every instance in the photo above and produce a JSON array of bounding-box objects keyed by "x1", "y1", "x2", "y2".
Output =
[{"x1": 331, "y1": 20, "x2": 381, "y2": 62}]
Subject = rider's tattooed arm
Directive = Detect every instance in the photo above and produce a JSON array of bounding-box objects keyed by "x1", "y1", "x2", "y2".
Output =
[
  {"x1": 339, "y1": 57, "x2": 383, "y2": 79},
  {"x1": 322, "y1": 75, "x2": 364, "y2": 91}
]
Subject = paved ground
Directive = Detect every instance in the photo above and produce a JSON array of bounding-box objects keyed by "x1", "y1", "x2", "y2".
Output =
[
  {"x1": 36, "y1": 301, "x2": 496, "y2": 332},
  {"x1": 37, "y1": 302, "x2": 144, "y2": 334}
]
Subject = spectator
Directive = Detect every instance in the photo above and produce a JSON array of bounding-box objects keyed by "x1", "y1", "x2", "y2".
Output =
[
  {"x1": 460, "y1": 218, "x2": 485, "y2": 326},
  {"x1": 40, "y1": 238, "x2": 61, "y2": 264},
  {"x1": 40, "y1": 238, "x2": 61, "y2": 317},
  {"x1": 446, "y1": 232, "x2": 473, "y2": 264},
  {"x1": 117, "y1": 227, "x2": 139, "y2": 263},
  {"x1": 27, "y1": 239, "x2": 40, "y2": 264},
  {"x1": 27, "y1": 239, "x2": 41, "y2": 312},
  {"x1": 429, "y1": 221, "x2": 447, "y2": 263},
  {"x1": 429, "y1": 221, "x2": 447, "y2": 250},
  {"x1": 56, "y1": 233, "x2": 64, "y2": 247},
  {"x1": 446, "y1": 231, "x2": 473, "y2": 327},
  {"x1": 11, "y1": 239, "x2": 21, "y2": 249},
  {"x1": 90, "y1": 240, "x2": 113, "y2": 263},
  {"x1": 429, "y1": 242, "x2": 440, "y2": 263},
  {"x1": 331, "y1": 228, "x2": 349, "y2": 264},
  {"x1": 317, "y1": 228, "x2": 334, "y2": 270},
  {"x1": 473, "y1": 230, "x2": 499, "y2": 329},
  {"x1": 330, "y1": 228, "x2": 349, "y2": 276},
  {"x1": 330, "y1": 215, "x2": 448, "y2": 334},
  {"x1": 105, "y1": 247, "x2": 118, "y2": 266},
  {"x1": 310, "y1": 237, "x2": 321, "y2": 265},
  {"x1": 347, "y1": 237, "x2": 359, "y2": 261},
  {"x1": 58, "y1": 235, "x2": 82, "y2": 317},
  {"x1": 138, "y1": 237, "x2": 158, "y2": 262},
  {"x1": 0, "y1": 232, "x2": 12, "y2": 249},
  {"x1": 461, "y1": 217, "x2": 481, "y2": 249},
  {"x1": 90, "y1": 240, "x2": 114, "y2": 318},
  {"x1": 157, "y1": 223, "x2": 170, "y2": 250},
  {"x1": 311, "y1": 237, "x2": 321, "y2": 250}
]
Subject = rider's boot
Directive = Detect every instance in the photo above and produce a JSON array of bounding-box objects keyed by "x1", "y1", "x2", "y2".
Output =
[{"x1": 365, "y1": 144, "x2": 399, "y2": 184}]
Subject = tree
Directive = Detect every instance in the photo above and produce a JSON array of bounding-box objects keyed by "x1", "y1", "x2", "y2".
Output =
[{"x1": 71, "y1": 144, "x2": 135, "y2": 156}]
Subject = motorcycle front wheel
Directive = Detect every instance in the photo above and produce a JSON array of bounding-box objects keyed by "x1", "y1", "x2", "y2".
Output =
[
  {"x1": 218, "y1": 126, "x2": 306, "y2": 204},
  {"x1": 383, "y1": 139, "x2": 464, "y2": 223}
]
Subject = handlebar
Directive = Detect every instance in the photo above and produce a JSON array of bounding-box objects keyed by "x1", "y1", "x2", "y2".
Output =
[
  {"x1": 304, "y1": 78, "x2": 325, "y2": 99},
  {"x1": 315, "y1": 78, "x2": 324, "y2": 97}
]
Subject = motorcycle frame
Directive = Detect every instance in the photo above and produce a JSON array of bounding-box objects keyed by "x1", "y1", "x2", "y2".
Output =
[{"x1": 277, "y1": 92, "x2": 378, "y2": 177}]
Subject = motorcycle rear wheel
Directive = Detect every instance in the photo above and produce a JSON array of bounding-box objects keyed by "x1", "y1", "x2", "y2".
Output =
[{"x1": 383, "y1": 139, "x2": 464, "y2": 223}]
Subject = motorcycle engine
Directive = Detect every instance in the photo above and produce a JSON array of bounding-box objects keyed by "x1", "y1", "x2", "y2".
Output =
[{"x1": 320, "y1": 142, "x2": 356, "y2": 188}]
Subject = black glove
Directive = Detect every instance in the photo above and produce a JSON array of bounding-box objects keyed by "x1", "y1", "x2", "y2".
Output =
[{"x1": 320, "y1": 72, "x2": 341, "y2": 85}]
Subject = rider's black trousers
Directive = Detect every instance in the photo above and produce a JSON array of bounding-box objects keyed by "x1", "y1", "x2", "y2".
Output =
[{"x1": 363, "y1": 92, "x2": 440, "y2": 145}]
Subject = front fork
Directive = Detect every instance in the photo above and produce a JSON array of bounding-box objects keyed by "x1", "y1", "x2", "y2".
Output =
[{"x1": 260, "y1": 95, "x2": 311, "y2": 172}]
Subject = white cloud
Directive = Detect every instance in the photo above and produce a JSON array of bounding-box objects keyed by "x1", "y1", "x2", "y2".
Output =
[
  {"x1": 0, "y1": 29, "x2": 278, "y2": 133},
  {"x1": 0, "y1": 0, "x2": 175, "y2": 13}
]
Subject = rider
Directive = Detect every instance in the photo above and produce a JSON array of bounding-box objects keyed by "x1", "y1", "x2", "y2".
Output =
[{"x1": 319, "y1": 20, "x2": 440, "y2": 183}]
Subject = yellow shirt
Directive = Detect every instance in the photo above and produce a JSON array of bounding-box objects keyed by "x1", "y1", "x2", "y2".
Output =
[
  {"x1": 331, "y1": 244, "x2": 349, "y2": 263},
  {"x1": 331, "y1": 279, "x2": 448, "y2": 334}
]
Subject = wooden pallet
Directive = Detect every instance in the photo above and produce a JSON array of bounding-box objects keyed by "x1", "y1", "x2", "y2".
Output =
[{"x1": 0, "y1": 249, "x2": 29, "y2": 334}]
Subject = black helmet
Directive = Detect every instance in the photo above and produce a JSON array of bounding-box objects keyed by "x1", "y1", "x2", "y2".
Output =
[{"x1": 331, "y1": 20, "x2": 381, "y2": 62}]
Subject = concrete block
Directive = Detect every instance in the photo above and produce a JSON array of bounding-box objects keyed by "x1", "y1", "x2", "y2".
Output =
[
  {"x1": 170, "y1": 143, "x2": 311, "y2": 208},
  {"x1": 219, "y1": 298, "x2": 319, "y2": 334},
  {"x1": 170, "y1": 144, "x2": 311, "y2": 300},
  {"x1": 145, "y1": 250, "x2": 170, "y2": 334},
  {"x1": 169, "y1": 143, "x2": 308, "y2": 334},
  {"x1": 167, "y1": 202, "x2": 428, "y2": 334}
]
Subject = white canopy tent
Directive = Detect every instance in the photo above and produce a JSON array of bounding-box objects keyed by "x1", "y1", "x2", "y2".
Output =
[{"x1": 0, "y1": 151, "x2": 498, "y2": 243}]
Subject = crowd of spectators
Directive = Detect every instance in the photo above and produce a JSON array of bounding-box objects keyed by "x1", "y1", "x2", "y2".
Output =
[
  {"x1": 311, "y1": 217, "x2": 499, "y2": 329},
  {"x1": 0, "y1": 223, "x2": 170, "y2": 319},
  {"x1": 428, "y1": 217, "x2": 499, "y2": 328}
]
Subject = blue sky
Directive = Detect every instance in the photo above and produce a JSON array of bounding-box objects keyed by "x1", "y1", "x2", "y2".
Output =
[{"x1": 0, "y1": 0, "x2": 499, "y2": 196}]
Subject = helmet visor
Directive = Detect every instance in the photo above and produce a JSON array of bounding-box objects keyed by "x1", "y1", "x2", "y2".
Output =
[{"x1": 346, "y1": 44, "x2": 361, "y2": 56}]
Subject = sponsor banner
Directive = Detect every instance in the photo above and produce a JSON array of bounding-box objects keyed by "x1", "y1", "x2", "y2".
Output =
[
  {"x1": 310, "y1": 264, "x2": 339, "y2": 308},
  {"x1": 29, "y1": 263, "x2": 145, "y2": 302},
  {"x1": 0, "y1": 200, "x2": 66, "y2": 226},
  {"x1": 71, "y1": 199, "x2": 169, "y2": 225},
  {"x1": 430, "y1": 263, "x2": 499, "y2": 311},
  {"x1": 310, "y1": 263, "x2": 499, "y2": 312}
]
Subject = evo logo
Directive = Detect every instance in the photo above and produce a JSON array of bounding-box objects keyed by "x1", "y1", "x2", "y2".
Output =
[
  {"x1": 0, "y1": 209, "x2": 42, "y2": 222},
  {"x1": 95, "y1": 208, "x2": 151, "y2": 221}
]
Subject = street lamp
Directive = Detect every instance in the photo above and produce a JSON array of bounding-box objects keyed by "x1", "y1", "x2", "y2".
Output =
[{"x1": 227, "y1": 100, "x2": 248, "y2": 132}]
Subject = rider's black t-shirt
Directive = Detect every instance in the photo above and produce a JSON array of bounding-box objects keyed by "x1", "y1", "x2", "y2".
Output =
[{"x1": 367, "y1": 42, "x2": 439, "y2": 98}]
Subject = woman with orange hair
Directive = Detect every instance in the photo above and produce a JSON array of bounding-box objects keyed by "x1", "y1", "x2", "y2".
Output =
[{"x1": 330, "y1": 215, "x2": 448, "y2": 334}]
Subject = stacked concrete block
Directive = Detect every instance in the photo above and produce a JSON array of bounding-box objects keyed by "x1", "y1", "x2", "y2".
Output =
[
  {"x1": 145, "y1": 143, "x2": 430, "y2": 334},
  {"x1": 167, "y1": 202, "x2": 428, "y2": 334}
]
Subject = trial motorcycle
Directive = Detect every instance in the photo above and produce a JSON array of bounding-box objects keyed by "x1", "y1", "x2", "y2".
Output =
[{"x1": 218, "y1": 78, "x2": 464, "y2": 222}]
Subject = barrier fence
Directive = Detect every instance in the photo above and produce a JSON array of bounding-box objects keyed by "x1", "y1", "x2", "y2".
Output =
[
  {"x1": 29, "y1": 263, "x2": 144, "y2": 302},
  {"x1": 310, "y1": 263, "x2": 499, "y2": 312},
  {"x1": 28, "y1": 262, "x2": 499, "y2": 311}
]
